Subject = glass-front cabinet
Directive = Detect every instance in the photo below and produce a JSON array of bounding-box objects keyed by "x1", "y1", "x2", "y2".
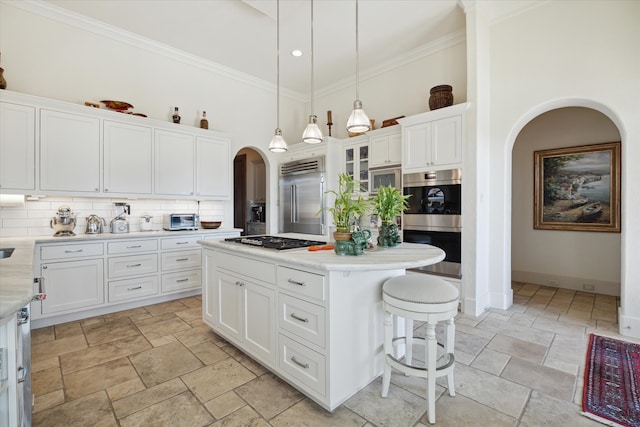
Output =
[{"x1": 344, "y1": 137, "x2": 369, "y2": 194}]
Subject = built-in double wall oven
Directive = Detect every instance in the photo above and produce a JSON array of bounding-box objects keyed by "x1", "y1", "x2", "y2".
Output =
[{"x1": 402, "y1": 168, "x2": 462, "y2": 279}]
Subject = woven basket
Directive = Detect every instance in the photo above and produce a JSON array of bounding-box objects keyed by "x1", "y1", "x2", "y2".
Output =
[{"x1": 428, "y1": 85, "x2": 453, "y2": 110}]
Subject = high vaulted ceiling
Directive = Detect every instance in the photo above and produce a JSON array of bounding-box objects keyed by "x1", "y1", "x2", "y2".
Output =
[{"x1": 44, "y1": 0, "x2": 466, "y2": 97}]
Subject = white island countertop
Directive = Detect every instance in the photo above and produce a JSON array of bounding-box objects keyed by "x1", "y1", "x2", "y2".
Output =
[{"x1": 199, "y1": 234, "x2": 445, "y2": 272}]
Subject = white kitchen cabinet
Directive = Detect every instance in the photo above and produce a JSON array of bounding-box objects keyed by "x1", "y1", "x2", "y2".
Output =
[
  {"x1": 0, "y1": 312, "x2": 19, "y2": 427},
  {"x1": 214, "y1": 270, "x2": 276, "y2": 365},
  {"x1": 196, "y1": 136, "x2": 230, "y2": 199},
  {"x1": 40, "y1": 258, "x2": 104, "y2": 315},
  {"x1": 40, "y1": 109, "x2": 101, "y2": 193},
  {"x1": 0, "y1": 101, "x2": 36, "y2": 191},
  {"x1": 103, "y1": 120, "x2": 153, "y2": 195},
  {"x1": 343, "y1": 138, "x2": 369, "y2": 193},
  {"x1": 369, "y1": 129, "x2": 402, "y2": 167},
  {"x1": 401, "y1": 105, "x2": 467, "y2": 173},
  {"x1": 154, "y1": 129, "x2": 195, "y2": 196}
]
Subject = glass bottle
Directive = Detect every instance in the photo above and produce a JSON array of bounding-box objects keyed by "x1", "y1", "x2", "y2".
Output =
[
  {"x1": 200, "y1": 111, "x2": 209, "y2": 129},
  {"x1": 172, "y1": 107, "x2": 181, "y2": 124}
]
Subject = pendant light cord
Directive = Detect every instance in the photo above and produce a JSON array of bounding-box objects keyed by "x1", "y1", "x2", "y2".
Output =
[
  {"x1": 310, "y1": 0, "x2": 315, "y2": 116},
  {"x1": 276, "y1": 0, "x2": 281, "y2": 129},
  {"x1": 355, "y1": 0, "x2": 360, "y2": 101}
]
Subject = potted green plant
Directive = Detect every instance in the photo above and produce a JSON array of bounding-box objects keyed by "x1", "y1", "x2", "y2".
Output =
[
  {"x1": 371, "y1": 184, "x2": 410, "y2": 247},
  {"x1": 325, "y1": 173, "x2": 369, "y2": 244}
]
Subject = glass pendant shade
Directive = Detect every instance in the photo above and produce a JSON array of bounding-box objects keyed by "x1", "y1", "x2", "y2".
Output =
[
  {"x1": 346, "y1": 100, "x2": 371, "y2": 133},
  {"x1": 269, "y1": 128, "x2": 287, "y2": 153},
  {"x1": 302, "y1": 115, "x2": 323, "y2": 144}
]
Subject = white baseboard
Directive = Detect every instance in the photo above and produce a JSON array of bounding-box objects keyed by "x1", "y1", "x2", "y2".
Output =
[{"x1": 512, "y1": 270, "x2": 620, "y2": 296}]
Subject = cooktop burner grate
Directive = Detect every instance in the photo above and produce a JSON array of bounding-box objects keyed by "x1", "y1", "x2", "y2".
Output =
[{"x1": 224, "y1": 235, "x2": 326, "y2": 250}]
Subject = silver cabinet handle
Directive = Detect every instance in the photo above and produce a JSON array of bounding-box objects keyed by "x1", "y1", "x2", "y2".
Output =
[
  {"x1": 176, "y1": 241, "x2": 189, "y2": 245},
  {"x1": 176, "y1": 258, "x2": 188, "y2": 262},
  {"x1": 65, "y1": 249, "x2": 83, "y2": 253},
  {"x1": 177, "y1": 278, "x2": 189, "y2": 283},
  {"x1": 287, "y1": 278, "x2": 305, "y2": 286},
  {"x1": 127, "y1": 286, "x2": 142, "y2": 291},
  {"x1": 291, "y1": 356, "x2": 309, "y2": 369},
  {"x1": 235, "y1": 281, "x2": 245, "y2": 287},
  {"x1": 17, "y1": 365, "x2": 28, "y2": 383},
  {"x1": 127, "y1": 245, "x2": 142, "y2": 248},
  {"x1": 126, "y1": 263, "x2": 142, "y2": 268},
  {"x1": 290, "y1": 313, "x2": 309, "y2": 323}
]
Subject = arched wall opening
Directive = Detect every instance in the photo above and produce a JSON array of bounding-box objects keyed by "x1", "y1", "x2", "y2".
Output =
[{"x1": 232, "y1": 146, "x2": 269, "y2": 236}]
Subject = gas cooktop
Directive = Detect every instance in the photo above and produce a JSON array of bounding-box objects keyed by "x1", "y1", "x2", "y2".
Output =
[{"x1": 224, "y1": 236, "x2": 326, "y2": 250}]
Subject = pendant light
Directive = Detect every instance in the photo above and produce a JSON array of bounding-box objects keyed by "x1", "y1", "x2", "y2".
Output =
[
  {"x1": 346, "y1": 0, "x2": 371, "y2": 133},
  {"x1": 269, "y1": 0, "x2": 288, "y2": 152},
  {"x1": 302, "y1": 0, "x2": 323, "y2": 144}
]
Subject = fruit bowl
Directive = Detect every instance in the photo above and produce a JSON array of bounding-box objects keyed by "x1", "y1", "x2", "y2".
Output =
[{"x1": 201, "y1": 221, "x2": 222, "y2": 229}]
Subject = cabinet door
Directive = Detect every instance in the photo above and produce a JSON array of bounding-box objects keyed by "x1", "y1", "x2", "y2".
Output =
[
  {"x1": 202, "y1": 249, "x2": 217, "y2": 325},
  {"x1": 387, "y1": 133, "x2": 402, "y2": 164},
  {"x1": 403, "y1": 123, "x2": 432, "y2": 170},
  {"x1": 154, "y1": 129, "x2": 195, "y2": 196},
  {"x1": 214, "y1": 271, "x2": 242, "y2": 341},
  {"x1": 243, "y1": 280, "x2": 276, "y2": 364},
  {"x1": 40, "y1": 259, "x2": 104, "y2": 314},
  {"x1": 369, "y1": 136, "x2": 389, "y2": 168},
  {"x1": 0, "y1": 102, "x2": 35, "y2": 191},
  {"x1": 104, "y1": 120, "x2": 152, "y2": 195},
  {"x1": 431, "y1": 116, "x2": 462, "y2": 167},
  {"x1": 40, "y1": 109, "x2": 101, "y2": 193},
  {"x1": 196, "y1": 136, "x2": 230, "y2": 199}
]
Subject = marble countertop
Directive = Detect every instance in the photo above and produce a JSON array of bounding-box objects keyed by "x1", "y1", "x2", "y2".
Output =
[
  {"x1": 0, "y1": 228, "x2": 241, "y2": 319},
  {"x1": 200, "y1": 233, "x2": 445, "y2": 272}
]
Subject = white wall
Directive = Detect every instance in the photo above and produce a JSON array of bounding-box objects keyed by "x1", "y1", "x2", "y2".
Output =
[
  {"x1": 480, "y1": 0, "x2": 640, "y2": 338},
  {"x1": 511, "y1": 107, "x2": 621, "y2": 295}
]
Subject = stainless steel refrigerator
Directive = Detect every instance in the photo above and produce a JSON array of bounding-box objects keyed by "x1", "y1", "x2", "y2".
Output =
[{"x1": 279, "y1": 156, "x2": 325, "y2": 235}]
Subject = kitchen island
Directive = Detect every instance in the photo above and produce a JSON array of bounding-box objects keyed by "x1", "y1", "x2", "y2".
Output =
[{"x1": 199, "y1": 236, "x2": 445, "y2": 411}]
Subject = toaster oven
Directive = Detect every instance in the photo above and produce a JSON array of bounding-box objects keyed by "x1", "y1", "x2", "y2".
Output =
[{"x1": 163, "y1": 213, "x2": 200, "y2": 231}]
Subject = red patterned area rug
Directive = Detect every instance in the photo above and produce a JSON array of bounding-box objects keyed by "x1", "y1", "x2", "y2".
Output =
[{"x1": 582, "y1": 334, "x2": 640, "y2": 427}]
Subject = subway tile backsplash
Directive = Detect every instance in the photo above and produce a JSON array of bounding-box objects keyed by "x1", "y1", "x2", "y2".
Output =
[{"x1": 0, "y1": 196, "x2": 225, "y2": 237}]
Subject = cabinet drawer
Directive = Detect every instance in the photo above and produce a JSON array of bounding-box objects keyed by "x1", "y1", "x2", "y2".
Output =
[
  {"x1": 40, "y1": 243, "x2": 103, "y2": 260},
  {"x1": 161, "y1": 250, "x2": 201, "y2": 271},
  {"x1": 162, "y1": 269, "x2": 201, "y2": 293},
  {"x1": 109, "y1": 276, "x2": 159, "y2": 303},
  {"x1": 279, "y1": 293, "x2": 325, "y2": 348},
  {"x1": 161, "y1": 236, "x2": 201, "y2": 250},
  {"x1": 216, "y1": 251, "x2": 276, "y2": 284},
  {"x1": 108, "y1": 254, "x2": 158, "y2": 278},
  {"x1": 277, "y1": 266, "x2": 325, "y2": 302},
  {"x1": 279, "y1": 334, "x2": 326, "y2": 396},
  {"x1": 108, "y1": 239, "x2": 158, "y2": 254}
]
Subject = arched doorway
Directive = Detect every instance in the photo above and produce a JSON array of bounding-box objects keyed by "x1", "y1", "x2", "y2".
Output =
[
  {"x1": 233, "y1": 147, "x2": 267, "y2": 236},
  {"x1": 510, "y1": 106, "x2": 622, "y2": 313}
]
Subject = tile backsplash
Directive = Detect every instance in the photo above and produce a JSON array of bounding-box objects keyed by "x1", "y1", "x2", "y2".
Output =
[{"x1": 0, "y1": 196, "x2": 226, "y2": 237}]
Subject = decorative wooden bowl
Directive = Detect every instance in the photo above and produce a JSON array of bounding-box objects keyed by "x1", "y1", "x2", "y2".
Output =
[{"x1": 201, "y1": 221, "x2": 221, "y2": 229}]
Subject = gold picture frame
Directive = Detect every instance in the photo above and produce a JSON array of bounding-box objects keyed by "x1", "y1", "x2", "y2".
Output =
[{"x1": 533, "y1": 142, "x2": 620, "y2": 232}]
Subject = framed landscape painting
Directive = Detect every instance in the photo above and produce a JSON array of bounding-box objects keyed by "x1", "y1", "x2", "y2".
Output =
[{"x1": 533, "y1": 142, "x2": 620, "y2": 232}]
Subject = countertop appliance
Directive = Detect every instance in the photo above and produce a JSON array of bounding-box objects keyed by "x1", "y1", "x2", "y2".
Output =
[
  {"x1": 85, "y1": 215, "x2": 106, "y2": 234},
  {"x1": 279, "y1": 156, "x2": 325, "y2": 236},
  {"x1": 225, "y1": 236, "x2": 325, "y2": 250},
  {"x1": 140, "y1": 215, "x2": 153, "y2": 231},
  {"x1": 163, "y1": 213, "x2": 200, "y2": 231},
  {"x1": 50, "y1": 205, "x2": 77, "y2": 237},
  {"x1": 110, "y1": 202, "x2": 130, "y2": 234},
  {"x1": 403, "y1": 168, "x2": 462, "y2": 279}
]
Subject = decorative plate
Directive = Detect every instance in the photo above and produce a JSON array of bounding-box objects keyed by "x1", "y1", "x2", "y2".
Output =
[{"x1": 101, "y1": 100, "x2": 133, "y2": 111}]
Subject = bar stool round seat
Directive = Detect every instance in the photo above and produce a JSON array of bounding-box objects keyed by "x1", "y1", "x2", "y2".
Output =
[{"x1": 381, "y1": 274, "x2": 459, "y2": 424}]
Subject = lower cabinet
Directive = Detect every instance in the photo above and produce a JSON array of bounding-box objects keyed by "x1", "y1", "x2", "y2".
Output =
[
  {"x1": 214, "y1": 270, "x2": 276, "y2": 365},
  {"x1": 40, "y1": 258, "x2": 104, "y2": 314}
]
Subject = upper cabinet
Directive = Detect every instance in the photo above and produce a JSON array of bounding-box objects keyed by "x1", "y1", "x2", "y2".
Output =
[
  {"x1": 196, "y1": 136, "x2": 231, "y2": 199},
  {"x1": 40, "y1": 109, "x2": 101, "y2": 193},
  {"x1": 0, "y1": 91, "x2": 231, "y2": 200},
  {"x1": 369, "y1": 127, "x2": 401, "y2": 168},
  {"x1": 0, "y1": 101, "x2": 36, "y2": 191},
  {"x1": 400, "y1": 103, "x2": 467, "y2": 173},
  {"x1": 343, "y1": 135, "x2": 369, "y2": 194},
  {"x1": 104, "y1": 120, "x2": 153, "y2": 195}
]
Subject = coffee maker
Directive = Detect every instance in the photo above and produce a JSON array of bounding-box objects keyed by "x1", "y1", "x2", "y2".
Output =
[{"x1": 251, "y1": 203, "x2": 265, "y2": 222}]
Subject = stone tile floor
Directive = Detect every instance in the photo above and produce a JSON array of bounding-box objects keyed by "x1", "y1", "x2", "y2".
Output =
[{"x1": 30, "y1": 283, "x2": 636, "y2": 426}]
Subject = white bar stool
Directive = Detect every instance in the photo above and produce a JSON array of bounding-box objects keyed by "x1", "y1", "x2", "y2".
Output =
[{"x1": 381, "y1": 274, "x2": 459, "y2": 424}]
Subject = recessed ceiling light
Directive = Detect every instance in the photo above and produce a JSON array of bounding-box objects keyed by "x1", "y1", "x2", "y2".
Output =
[{"x1": 291, "y1": 49, "x2": 303, "y2": 57}]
